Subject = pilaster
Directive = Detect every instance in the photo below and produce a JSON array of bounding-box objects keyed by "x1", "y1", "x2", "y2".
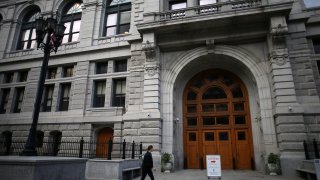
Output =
[{"x1": 269, "y1": 16, "x2": 306, "y2": 159}]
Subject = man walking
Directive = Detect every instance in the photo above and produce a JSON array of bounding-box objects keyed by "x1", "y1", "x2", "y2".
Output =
[{"x1": 141, "y1": 145, "x2": 154, "y2": 180}]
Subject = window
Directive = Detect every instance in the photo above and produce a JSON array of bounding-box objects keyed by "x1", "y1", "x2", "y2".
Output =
[
  {"x1": 63, "y1": 66, "x2": 74, "y2": 77},
  {"x1": 114, "y1": 60, "x2": 127, "y2": 72},
  {"x1": 18, "y1": 71, "x2": 28, "y2": 82},
  {"x1": 96, "y1": 61, "x2": 108, "y2": 74},
  {"x1": 105, "y1": 0, "x2": 131, "y2": 36},
  {"x1": 13, "y1": 87, "x2": 25, "y2": 113},
  {"x1": 48, "y1": 130, "x2": 62, "y2": 156},
  {"x1": 0, "y1": 89, "x2": 10, "y2": 114},
  {"x1": 169, "y1": 0, "x2": 187, "y2": 10},
  {"x1": 18, "y1": 10, "x2": 40, "y2": 50},
  {"x1": 93, "y1": 81, "x2": 106, "y2": 107},
  {"x1": 59, "y1": 83, "x2": 71, "y2": 111},
  {"x1": 0, "y1": 14, "x2": 3, "y2": 30},
  {"x1": 62, "y1": 2, "x2": 83, "y2": 43},
  {"x1": 36, "y1": 131, "x2": 44, "y2": 147},
  {"x1": 0, "y1": 131, "x2": 12, "y2": 154},
  {"x1": 199, "y1": 0, "x2": 216, "y2": 6},
  {"x1": 42, "y1": 85, "x2": 54, "y2": 112},
  {"x1": 47, "y1": 67, "x2": 57, "y2": 79},
  {"x1": 304, "y1": 0, "x2": 320, "y2": 8},
  {"x1": 112, "y1": 78, "x2": 126, "y2": 107},
  {"x1": 4, "y1": 72, "x2": 14, "y2": 83},
  {"x1": 313, "y1": 39, "x2": 320, "y2": 54}
]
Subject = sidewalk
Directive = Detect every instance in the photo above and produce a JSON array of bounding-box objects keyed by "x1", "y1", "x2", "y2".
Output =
[{"x1": 133, "y1": 169, "x2": 304, "y2": 180}]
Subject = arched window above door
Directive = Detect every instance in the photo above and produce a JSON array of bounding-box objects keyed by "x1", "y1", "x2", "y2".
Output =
[
  {"x1": 17, "y1": 8, "x2": 40, "y2": 50},
  {"x1": 61, "y1": 1, "x2": 83, "y2": 43},
  {"x1": 202, "y1": 87, "x2": 227, "y2": 99}
]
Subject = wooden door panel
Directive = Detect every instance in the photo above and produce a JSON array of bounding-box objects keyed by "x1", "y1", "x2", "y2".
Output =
[
  {"x1": 96, "y1": 127, "x2": 114, "y2": 158},
  {"x1": 202, "y1": 131, "x2": 217, "y2": 169},
  {"x1": 186, "y1": 131, "x2": 199, "y2": 169},
  {"x1": 217, "y1": 130, "x2": 233, "y2": 169},
  {"x1": 235, "y1": 130, "x2": 251, "y2": 169}
]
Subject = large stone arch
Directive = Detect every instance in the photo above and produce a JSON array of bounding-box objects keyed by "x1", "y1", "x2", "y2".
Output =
[{"x1": 161, "y1": 45, "x2": 277, "y2": 171}]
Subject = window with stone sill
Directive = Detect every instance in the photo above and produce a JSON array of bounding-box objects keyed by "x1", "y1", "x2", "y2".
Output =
[
  {"x1": 63, "y1": 66, "x2": 74, "y2": 78},
  {"x1": 36, "y1": 131, "x2": 44, "y2": 148},
  {"x1": 304, "y1": 0, "x2": 320, "y2": 8},
  {"x1": 199, "y1": 0, "x2": 217, "y2": 6},
  {"x1": 62, "y1": 1, "x2": 83, "y2": 44},
  {"x1": 317, "y1": 61, "x2": 320, "y2": 76},
  {"x1": 114, "y1": 59, "x2": 127, "y2": 72},
  {"x1": 47, "y1": 67, "x2": 57, "y2": 79},
  {"x1": 93, "y1": 80, "x2": 106, "y2": 107},
  {"x1": 0, "y1": 14, "x2": 3, "y2": 29},
  {"x1": 0, "y1": 88, "x2": 10, "y2": 114},
  {"x1": 13, "y1": 87, "x2": 25, "y2": 113},
  {"x1": 17, "y1": 9, "x2": 40, "y2": 50},
  {"x1": 104, "y1": 0, "x2": 131, "y2": 36},
  {"x1": 0, "y1": 131, "x2": 12, "y2": 149},
  {"x1": 18, "y1": 71, "x2": 28, "y2": 82},
  {"x1": 42, "y1": 85, "x2": 54, "y2": 112},
  {"x1": 169, "y1": 0, "x2": 187, "y2": 10},
  {"x1": 112, "y1": 78, "x2": 126, "y2": 107},
  {"x1": 313, "y1": 38, "x2": 320, "y2": 54},
  {"x1": 4, "y1": 72, "x2": 14, "y2": 83},
  {"x1": 58, "y1": 83, "x2": 71, "y2": 111},
  {"x1": 96, "y1": 61, "x2": 108, "y2": 74}
]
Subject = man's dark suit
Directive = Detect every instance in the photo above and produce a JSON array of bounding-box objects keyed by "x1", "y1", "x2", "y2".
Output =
[{"x1": 141, "y1": 151, "x2": 154, "y2": 180}]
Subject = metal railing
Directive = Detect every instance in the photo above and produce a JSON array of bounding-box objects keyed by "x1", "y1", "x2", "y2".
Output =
[
  {"x1": 303, "y1": 139, "x2": 320, "y2": 160},
  {"x1": 0, "y1": 138, "x2": 142, "y2": 160}
]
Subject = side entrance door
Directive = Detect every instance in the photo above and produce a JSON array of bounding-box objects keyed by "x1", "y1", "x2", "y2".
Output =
[{"x1": 96, "y1": 127, "x2": 114, "y2": 158}]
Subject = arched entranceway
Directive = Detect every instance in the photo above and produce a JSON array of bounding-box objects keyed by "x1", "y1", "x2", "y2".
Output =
[
  {"x1": 183, "y1": 69, "x2": 254, "y2": 170},
  {"x1": 96, "y1": 127, "x2": 114, "y2": 158}
]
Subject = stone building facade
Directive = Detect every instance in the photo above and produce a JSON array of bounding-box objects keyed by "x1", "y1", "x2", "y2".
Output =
[{"x1": 0, "y1": 0, "x2": 319, "y2": 177}]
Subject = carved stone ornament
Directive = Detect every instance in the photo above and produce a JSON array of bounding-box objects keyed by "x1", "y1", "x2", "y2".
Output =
[
  {"x1": 206, "y1": 39, "x2": 215, "y2": 50},
  {"x1": 145, "y1": 65, "x2": 159, "y2": 77},
  {"x1": 270, "y1": 49, "x2": 289, "y2": 66},
  {"x1": 142, "y1": 41, "x2": 156, "y2": 62}
]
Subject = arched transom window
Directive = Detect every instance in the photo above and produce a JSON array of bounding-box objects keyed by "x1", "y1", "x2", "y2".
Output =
[
  {"x1": 18, "y1": 9, "x2": 40, "y2": 50},
  {"x1": 104, "y1": 0, "x2": 131, "y2": 36},
  {"x1": 62, "y1": 1, "x2": 83, "y2": 43}
]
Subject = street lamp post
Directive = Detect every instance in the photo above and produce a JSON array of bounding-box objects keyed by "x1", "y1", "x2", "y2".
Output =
[{"x1": 21, "y1": 16, "x2": 65, "y2": 156}]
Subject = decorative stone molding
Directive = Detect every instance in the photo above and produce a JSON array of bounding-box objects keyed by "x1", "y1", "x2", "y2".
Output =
[
  {"x1": 269, "y1": 49, "x2": 289, "y2": 66},
  {"x1": 142, "y1": 41, "x2": 156, "y2": 62},
  {"x1": 206, "y1": 39, "x2": 215, "y2": 50},
  {"x1": 270, "y1": 16, "x2": 288, "y2": 43},
  {"x1": 269, "y1": 16, "x2": 289, "y2": 66},
  {"x1": 145, "y1": 64, "x2": 159, "y2": 77}
]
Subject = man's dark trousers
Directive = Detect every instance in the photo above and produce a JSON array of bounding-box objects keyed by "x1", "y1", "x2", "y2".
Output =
[{"x1": 141, "y1": 168, "x2": 154, "y2": 180}]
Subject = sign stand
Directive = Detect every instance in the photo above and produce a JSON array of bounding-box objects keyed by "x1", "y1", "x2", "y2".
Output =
[{"x1": 206, "y1": 155, "x2": 222, "y2": 179}]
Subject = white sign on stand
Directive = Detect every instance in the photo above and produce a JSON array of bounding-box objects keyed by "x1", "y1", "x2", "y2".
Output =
[{"x1": 206, "y1": 155, "x2": 222, "y2": 179}]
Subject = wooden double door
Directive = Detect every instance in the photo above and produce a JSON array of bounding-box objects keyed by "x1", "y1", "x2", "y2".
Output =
[
  {"x1": 186, "y1": 129, "x2": 252, "y2": 169},
  {"x1": 183, "y1": 69, "x2": 254, "y2": 170}
]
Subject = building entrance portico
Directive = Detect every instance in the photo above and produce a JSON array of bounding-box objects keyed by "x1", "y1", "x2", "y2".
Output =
[{"x1": 183, "y1": 69, "x2": 254, "y2": 170}]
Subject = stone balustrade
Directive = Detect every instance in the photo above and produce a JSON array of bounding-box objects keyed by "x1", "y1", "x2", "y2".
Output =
[{"x1": 145, "y1": 0, "x2": 264, "y2": 22}]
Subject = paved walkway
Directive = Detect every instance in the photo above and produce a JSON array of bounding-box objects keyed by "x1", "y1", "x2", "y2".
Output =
[{"x1": 134, "y1": 170, "x2": 304, "y2": 180}]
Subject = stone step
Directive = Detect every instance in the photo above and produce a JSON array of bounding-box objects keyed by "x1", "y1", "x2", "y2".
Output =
[{"x1": 300, "y1": 160, "x2": 315, "y2": 171}]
